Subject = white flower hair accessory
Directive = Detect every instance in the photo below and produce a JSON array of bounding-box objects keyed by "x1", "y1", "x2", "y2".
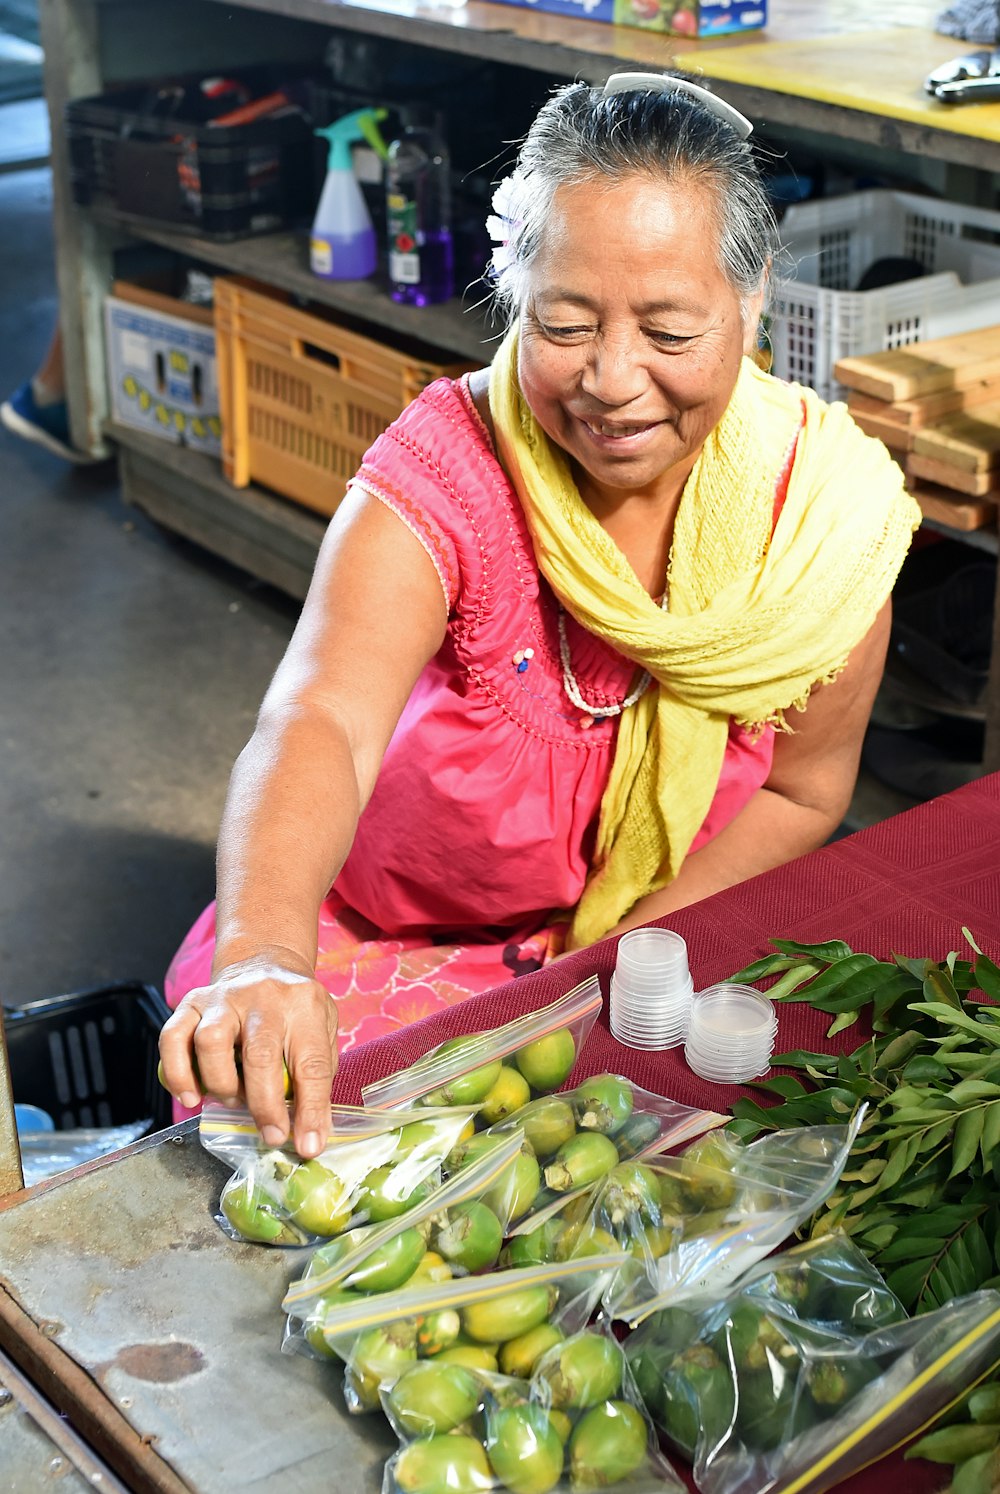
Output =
[{"x1": 486, "y1": 168, "x2": 529, "y2": 277}]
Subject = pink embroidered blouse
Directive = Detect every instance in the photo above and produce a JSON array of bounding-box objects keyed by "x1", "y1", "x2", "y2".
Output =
[{"x1": 336, "y1": 376, "x2": 774, "y2": 941}]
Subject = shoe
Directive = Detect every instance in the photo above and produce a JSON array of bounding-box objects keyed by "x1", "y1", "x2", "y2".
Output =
[{"x1": 0, "y1": 380, "x2": 102, "y2": 464}]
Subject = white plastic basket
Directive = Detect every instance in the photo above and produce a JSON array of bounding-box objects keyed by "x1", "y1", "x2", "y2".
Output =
[{"x1": 769, "y1": 190, "x2": 1000, "y2": 402}]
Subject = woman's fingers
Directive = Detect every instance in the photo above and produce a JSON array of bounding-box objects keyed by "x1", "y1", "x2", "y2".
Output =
[
  {"x1": 158, "y1": 1000, "x2": 209, "y2": 1110},
  {"x1": 285, "y1": 990, "x2": 339, "y2": 1159}
]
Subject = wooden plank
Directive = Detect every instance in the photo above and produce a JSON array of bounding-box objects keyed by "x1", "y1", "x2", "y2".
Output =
[
  {"x1": 907, "y1": 452, "x2": 1000, "y2": 496},
  {"x1": 847, "y1": 380, "x2": 1000, "y2": 427},
  {"x1": 835, "y1": 326, "x2": 1000, "y2": 401},
  {"x1": 911, "y1": 404, "x2": 1000, "y2": 473},
  {"x1": 906, "y1": 480, "x2": 997, "y2": 531},
  {"x1": 851, "y1": 411, "x2": 913, "y2": 452}
]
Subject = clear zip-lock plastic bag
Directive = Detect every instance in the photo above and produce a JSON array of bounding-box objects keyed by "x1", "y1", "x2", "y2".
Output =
[
  {"x1": 380, "y1": 1312, "x2": 684, "y2": 1494},
  {"x1": 282, "y1": 1130, "x2": 528, "y2": 1341},
  {"x1": 445, "y1": 1073, "x2": 728, "y2": 1251},
  {"x1": 624, "y1": 1232, "x2": 1000, "y2": 1494},
  {"x1": 361, "y1": 977, "x2": 602, "y2": 1119},
  {"x1": 604, "y1": 1114, "x2": 864, "y2": 1321},
  {"x1": 306, "y1": 1255, "x2": 627, "y2": 1416},
  {"x1": 199, "y1": 1100, "x2": 476, "y2": 1246}
]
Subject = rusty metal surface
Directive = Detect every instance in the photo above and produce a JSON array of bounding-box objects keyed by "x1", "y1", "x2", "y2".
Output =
[
  {"x1": 0, "y1": 1344, "x2": 128, "y2": 1492},
  {"x1": 0, "y1": 1125, "x2": 393, "y2": 1492}
]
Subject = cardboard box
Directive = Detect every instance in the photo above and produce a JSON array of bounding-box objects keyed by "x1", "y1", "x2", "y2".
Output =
[
  {"x1": 104, "y1": 281, "x2": 222, "y2": 457},
  {"x1": 484, "y1": 0, "x2": 765, "y2": 37}
]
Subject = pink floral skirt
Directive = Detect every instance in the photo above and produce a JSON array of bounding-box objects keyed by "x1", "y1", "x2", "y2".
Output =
[{"x1": 164, "y1": 889, "x2": 564, "y2": 1120}]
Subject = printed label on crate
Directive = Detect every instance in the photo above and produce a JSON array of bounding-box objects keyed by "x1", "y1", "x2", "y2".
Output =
[{"x1": 104, "y1": 296, "x2": 222, "y2": 457}]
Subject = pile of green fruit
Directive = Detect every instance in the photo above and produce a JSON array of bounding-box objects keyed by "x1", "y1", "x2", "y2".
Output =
[
  {"x1": 219, "y1": 1111, "x2": 475, "y2": 1246},
  {"x1": 498, "y1": 1129, "x2": 739, "y2": 1272},
  {"x1": 414, "y1": 1028, "x2": 583, "y2": 1124},
  {"x1": 338, "y1": 1278, "x2": 661, "y2": 1494},
  {"x1": 627, "y1": 1254, "x2": 905, "y2": 1464},
  {"x1": 449, "y1": 1073, "x2": 672, "y2": 1240}
]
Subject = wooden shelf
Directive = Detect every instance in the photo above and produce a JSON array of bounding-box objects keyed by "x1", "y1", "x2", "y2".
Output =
[{"x1": 91, "y1": 209, "x2": 499, "y2": 365}]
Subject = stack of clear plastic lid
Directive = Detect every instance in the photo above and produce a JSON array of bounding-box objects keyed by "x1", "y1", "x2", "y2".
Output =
[
  {"x1": 609, "y1": 927, "x2": 694, "y2": 1050},
  {"x1": 684, "y1": 982, "x2": 777, "y2": 1083}
]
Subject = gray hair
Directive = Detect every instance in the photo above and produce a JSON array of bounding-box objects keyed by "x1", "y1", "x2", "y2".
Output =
[{"x1": 491, "y1": 78, "x2": 781, "y2": 326}]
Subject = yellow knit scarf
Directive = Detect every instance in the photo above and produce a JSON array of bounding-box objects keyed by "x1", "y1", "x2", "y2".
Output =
[{"x1": 489, "y1": 325, "x2": 921, "y2": 948}]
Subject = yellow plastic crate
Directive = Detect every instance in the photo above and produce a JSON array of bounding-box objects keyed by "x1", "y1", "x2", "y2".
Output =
[{"x1": 214, "y1": 277, "x2": 475, "y2": 516}]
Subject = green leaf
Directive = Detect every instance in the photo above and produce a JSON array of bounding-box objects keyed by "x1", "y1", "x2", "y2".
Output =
[
  {"x1": 965, "y1": 927, "x2": 985, "y2": 957},
  {"x1": 885, "y1": 1258, "x2": 933, "y2": 1310},
  {"x1": 877, "y1": 1030, "x2": 927, "y2": 1072},
  {"x1": 827, "y1": 1010, "x2": 859, "y2": 1038},
  {"x1": 743, "y1": 1075, "x2": 808, "y2": 1099},
  {"x1": 968, "y1": 1383, "x2": 1000, "y2": 1424},
  {"x1": 911, "y1": 1004, "x2": 1000, "y2": 1047},
  {"x1": 894, "y1": 952, "x2": 934, "y2": 983},
  {"x1": 950, "y1": 1081, "x2": 1000, "y2": 1104},
  {"x1": 905, "y1": 1424, "x2": 1000, "y2": 1464},
  {"x1": 764, "y1": 962, "x2": 828, "y2": 1001},
  {"x1": 859, "y1": 1223, "x2": 897, "y2": 1250},
  {"x1": 874, "y1": 1134, "x2": 921, "y2": 1196},
  {"x1": 925, "y1": 965, "x2": 965, "y2": 1012},
  {"x1": 770, "y1": 1049, "x2": 840, "y2": 1071},
  {"x1": 877, "y1": 1235, "x2": 947, "y2": 1263},
  {"x1": 952, "y1": 1450, "x2": 1000, "y2": 1494},
  {"x1": 983, "y1": 1099, "x2": 1000, "y2": 1163},
  {"x1": 951, "y1": 1107, "x2": 987, "y2": 1179},
  {"x1": 974, "y1": 952, "x2": 1000, "y2": 1002},
  {"x1": 902, "y1": 1056, "x2": 955, "y2": 1083},
  {"x1": 729, "y1": 1098, "x2": 780, "y2": 1130},
  {"x1": 725, "y1": 953, "x2": 803, "y2": 982},
  {"x1": 966, "y1": 1222, "x2": 994, "y2": 1285},
  {"x1": 772, "y1": 937, "x2": 855, "y2": 961}
]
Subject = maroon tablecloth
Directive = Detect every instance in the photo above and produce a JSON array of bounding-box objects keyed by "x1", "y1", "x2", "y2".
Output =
[{"x1": 337, "y1": 772, "x2": 1000, "y2": 1494}]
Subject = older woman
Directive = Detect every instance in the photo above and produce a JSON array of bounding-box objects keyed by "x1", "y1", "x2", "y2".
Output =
[{"x1": 159, "y1": 72, "x2": 920, "y2": 1156}]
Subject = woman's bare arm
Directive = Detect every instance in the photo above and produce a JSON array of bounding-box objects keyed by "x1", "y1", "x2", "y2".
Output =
[
  {"x1": 159, "y1": 486, "x2": 448, "y2": 1154},
  {"x1": 609, "y1": 601, "x2": 892, "y2": 934}
]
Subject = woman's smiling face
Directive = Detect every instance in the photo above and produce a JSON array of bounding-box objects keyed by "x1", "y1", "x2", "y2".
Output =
[{"x1": 517, "y1": 172, "x2": 759, "y2": 510}]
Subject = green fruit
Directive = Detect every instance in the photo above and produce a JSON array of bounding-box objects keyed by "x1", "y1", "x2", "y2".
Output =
[
  {"x1": 487, "y1": 1403, "x2": 564, "y2": 1494},
  {"x1": 806, "y1": 1356, "x2": 877, "y2": 1411},
  {"x1": 302, "y1": 1288, "x2": 365, "y2": 1359},
  {"x1": 613, "y1": 1112, "x2": 662, "y2": 1160},
  {"x1": 409, "y1": 1249, "x2": 454, "y2": 1285},
  {"x1": 394, "y1": 1434, "x2": 494, "y2": 1494},
  {"x1": 625, "y1": 1223, "x2": 678, "y2": 1261},
  {"x1": 346, "y1": 1321, "x2": 418, "y2": 1411},
  {"x1": 736, "y1": 1364, "x2": 802, "y2": 1451},
  {"x1": 446, "y1": 1131, "x2": 506, "y2": 1174},
  {"x1": 555, "y1": 1222, "x2": 619, "y2": 1262},
  {"x1": 572, "y1": 1075, "x2": 634, "y2": 1135},
  {"x1": 678, "y1": 1132, "x2": 738, "y2": 1208},
  {"x1": 386, "y1": 1360, "x2": 482, "y2": 1435},
  {"x1": 345, "y1": 1226, "x2": 427, "y2": 1293},
  {"x1": 356, "y1": 1164, "x2": 432, "y2": 1223},
  {"x1": 502, "y1": 1219, "x2": 565, "y2": 1268},
  {"x1": 535, "y1": 1331, "x2": 624, "y2": 1410},
  {"x1": 416, "y1": 1308, "x2": 463, "y2": 1357},
  {"x1": 393, "y1": 1119, "x2": 450, "y2": 1159},
  {"x1": 569, "y1": 1400, "x2": 648, "y2": 1487},
  {"x1": 544, "y1": 1132, "x2": 620, "y2": 1193},
  {"x1": 423, "y1": 1038, "x2": 503, "y2": 1107},
  {"x1": 514, "y1": 1030, "x2": 577, "y2": 1092},
  {"x1": 548, "y1": 1409, "x2": 573, "y2": 1445},
  {"x1": 284, "y1": 1160, "x2": 354, "y2": 1237},
  {"x1": 433, "y1": 1201, "x2": 504, "y2": 1272},
  {"x1": 220, "y1": 1176, "x2": 303, "y2": 1245},
  {"x1": 499, "y1": 1321, "x2": 564, "y2": 1378},
  {"x1": 660, "y1": 1345, "x2": 734, "y2": 1458},
  {"x1": 515, "y1": 1097, "x2": 578, "y2": 1159},
  {"x1": 303, "y1": 1231, "x2": 356, "y2": 1280},
  {"x1": 461, "y1": 1284, "x2": 557, "y2": 1344},
  {"x1": 480, "y1": 1065, "x2": 532, "y2": 1124},
  {"x1": 484, "y1": 1144, "x2": 541, "y2": 1224},
  {"x1": 436, "y1": 1344, "x2": 499, "y2": 1372},
  {"x1": 599, "y1": 1162, "x2": 662, "y2": 1228}
]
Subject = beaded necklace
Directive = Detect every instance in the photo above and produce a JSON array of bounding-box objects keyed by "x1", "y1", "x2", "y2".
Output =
[{"x1": 557, "y1": 586, "x2": 668, "y2": 729}]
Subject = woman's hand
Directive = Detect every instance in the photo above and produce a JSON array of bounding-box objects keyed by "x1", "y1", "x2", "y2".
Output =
[{"x1": 158, "y1": 951, "x2": 338, "y2": 1158}]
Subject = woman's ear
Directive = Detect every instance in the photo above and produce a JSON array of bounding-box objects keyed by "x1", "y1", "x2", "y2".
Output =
[{"x1": 742, "y1": 268, "x2": 770, "y2": 357}]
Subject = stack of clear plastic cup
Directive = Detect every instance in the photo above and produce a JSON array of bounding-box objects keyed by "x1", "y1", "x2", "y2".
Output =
[
  {"x1": 609, "y1": 927, "x2": 694, "y2": 1049},
  {"x1": 684, "y1": 983, "x2": 777, "y2": 1083}
]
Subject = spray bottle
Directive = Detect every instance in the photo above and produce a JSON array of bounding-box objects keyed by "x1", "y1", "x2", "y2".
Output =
[
  {"x1": 311, "y1": 107, "x2": 388, "y2": 281},
  {"x1": 385, "y1": 106, "x2": 454, "y2": 306}
]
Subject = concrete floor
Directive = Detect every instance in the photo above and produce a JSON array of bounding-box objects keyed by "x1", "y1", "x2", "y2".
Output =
[
  {"x1": 0, "y1": 130, "x2": 927, "y2": 1010},
  {"x1": 0, "y1": 162, "x2": 298, "y2": 1004}
]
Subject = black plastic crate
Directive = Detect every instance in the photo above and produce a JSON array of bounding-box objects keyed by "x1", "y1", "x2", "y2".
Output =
[
  {"x1": 2, "y1": 982, "x2": 172, "y2": 1132},
  {"x1": 66, "y1": 75, "x2": 318, "y2": 240}
]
